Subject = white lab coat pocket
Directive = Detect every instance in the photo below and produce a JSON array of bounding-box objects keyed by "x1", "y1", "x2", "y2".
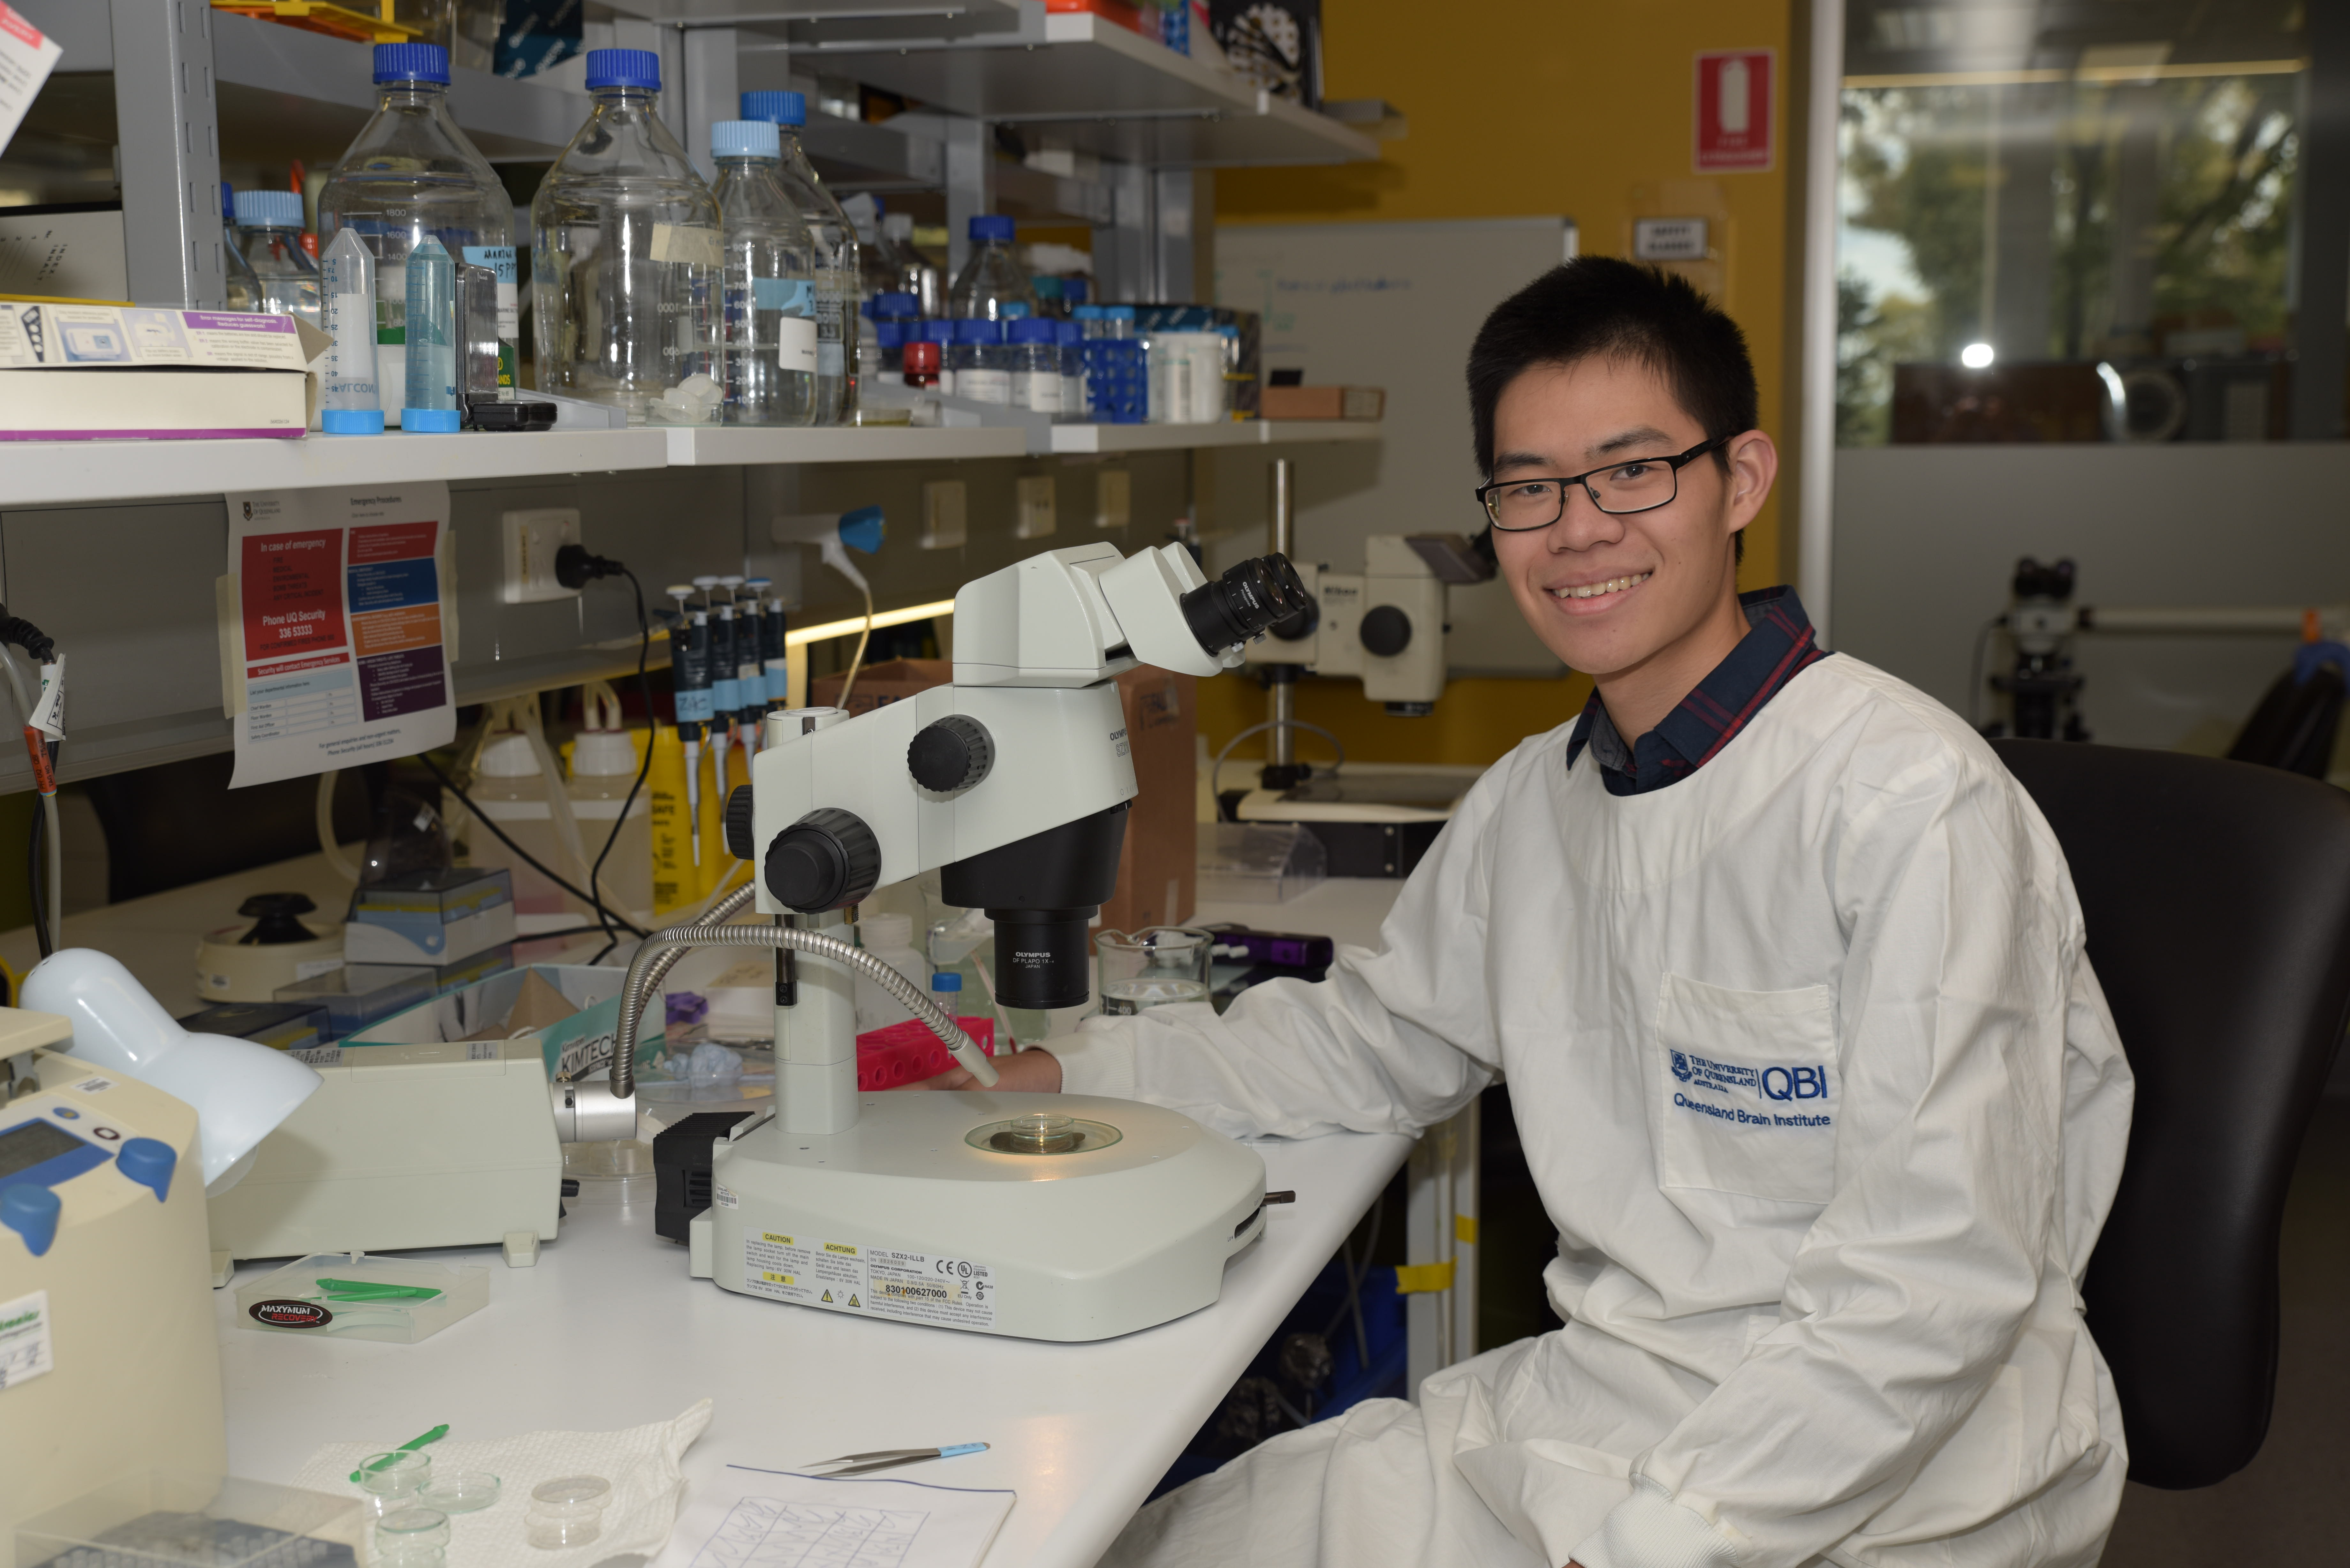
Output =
[{"x1": 1655, "y1": 973, "x2": 1839, "y2": 1203}]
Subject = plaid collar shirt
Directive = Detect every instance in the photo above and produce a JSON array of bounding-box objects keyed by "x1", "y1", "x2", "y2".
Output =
[{"x1": 1566, "y1": 586, "x2": 1831, "y2": 797}]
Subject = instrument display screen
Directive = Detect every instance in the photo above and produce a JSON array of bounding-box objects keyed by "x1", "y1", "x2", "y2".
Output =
[{"x1": 0, "y1": 1118, "x2": 86, "y2": 1180}]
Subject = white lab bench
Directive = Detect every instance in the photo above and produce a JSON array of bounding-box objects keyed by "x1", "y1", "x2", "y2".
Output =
[{"x1": 6, "y1": 863, "x2": 1444, "y2": 1566}]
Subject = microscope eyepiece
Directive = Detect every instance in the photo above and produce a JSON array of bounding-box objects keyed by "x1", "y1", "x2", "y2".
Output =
[{"x1": 1179, "y1": 554, "x2": 1309, "y2": 653}]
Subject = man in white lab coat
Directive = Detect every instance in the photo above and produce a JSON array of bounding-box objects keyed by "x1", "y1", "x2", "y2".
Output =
[{"x1": 928, "y1": 258, "x2": 2135, "y2": 1568}]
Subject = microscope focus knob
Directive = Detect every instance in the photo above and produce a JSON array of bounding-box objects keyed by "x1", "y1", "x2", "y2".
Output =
[
  {"x1": 1360, "y1": 605, "x2": 1413, "y2": 658},
  {"x1": 907, "y1": 715, "x2": 994, "y2": 794},
  {"x1": 722, "y1": 785, "x2": 757, "y2": 862},
  {"x1": 765, "y1": 807, "x2": 882, "y2": 913}
]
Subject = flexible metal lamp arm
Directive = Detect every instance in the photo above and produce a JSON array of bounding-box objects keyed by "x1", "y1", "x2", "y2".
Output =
[{"x1": 610, "y1": 920, "x2": 998, "y2": 1097}]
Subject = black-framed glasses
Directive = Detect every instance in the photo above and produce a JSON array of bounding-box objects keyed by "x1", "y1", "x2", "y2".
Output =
[{"x1": 1474, "y1": 435, "x2": 1730, "y2": 531}]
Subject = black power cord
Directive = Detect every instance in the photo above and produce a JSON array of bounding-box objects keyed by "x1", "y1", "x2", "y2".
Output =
[
  {"x1": 26, "y1": 802, "x2": 47, "y2": 959},
  {"x1": 556, "y1": 544, "x2": 658, "y2": 964}
]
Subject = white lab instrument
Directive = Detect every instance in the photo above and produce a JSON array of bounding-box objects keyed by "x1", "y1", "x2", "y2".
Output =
[
  {"x1": 604, "y1": 542, "x2": 1307, "y2": 1340},
  {"x1": 203, "y1": 1035, "x2": 572, "y2": 1275},
  {"x1": 0, "y1": 971, "x2": 319, "y2": 1568},
  {"x1": 194, "y1": 893, "x2": 346, "y2": 1004},
  {"x1": 1245, "y1": 532, "x2": 1494, "y2": 715}
]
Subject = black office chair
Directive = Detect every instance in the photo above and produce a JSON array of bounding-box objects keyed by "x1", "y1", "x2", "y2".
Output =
[{"x1": 1992, "y1": 739, "x2": 2350, "y2": 1488}]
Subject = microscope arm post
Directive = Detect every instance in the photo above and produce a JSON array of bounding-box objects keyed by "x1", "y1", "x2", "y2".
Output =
[{"x1": 609, "y1": 922, "x2": 997, "y2": 1100}]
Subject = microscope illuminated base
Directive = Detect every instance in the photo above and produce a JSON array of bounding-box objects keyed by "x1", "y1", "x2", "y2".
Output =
[{"x1": 687, "y1": 1091, "x2": 1267, "y2": 1342}]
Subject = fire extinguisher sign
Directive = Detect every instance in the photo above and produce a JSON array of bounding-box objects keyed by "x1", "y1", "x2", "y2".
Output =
[{"x1": 1694, "y1": 50, "x2": 1775, "y2": 172}]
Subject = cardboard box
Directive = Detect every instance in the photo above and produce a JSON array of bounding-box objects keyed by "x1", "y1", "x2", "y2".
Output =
[
  {"x1": 0, "y1": 301, "x2": 327, "y2": 438},
  {"x1": 808, "y1": 659, "x2": 1198, "y2": 928},
  {"x1": 1260, "y1": 384, "x2": 1384, "y2": 421}
]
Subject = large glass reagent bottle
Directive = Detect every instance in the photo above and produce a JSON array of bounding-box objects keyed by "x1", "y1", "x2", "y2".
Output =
[
  {"x1": 230, "y1": 190, "x2": 320, "y2": 327},
  {"x1": 740, "y1": 91, "x2": 859, "y2": 425},
  {"x1": 710, "y1": 118, "x2": 818, "y2": 427},
  {"x1": 533, "y1": 49, "x2": 723, "y2": 423},
  {"x1": 317, "y1": 43, "x2": 516, "y2": 428}
]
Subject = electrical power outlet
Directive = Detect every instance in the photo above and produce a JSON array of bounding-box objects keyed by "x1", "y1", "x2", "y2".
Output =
[
  {"x1": 1014, "y1": 474, "x2": 1058, "y2": 539},
  {"x1": 922, "y1": 481, "x2": 967, "y2": 549},
  {"x1": 1094, "y1": 468, "x2": 1131, "y2": 531},
  {"x1": 501, "y1": 508, "x2": 581, "y2": 603}
]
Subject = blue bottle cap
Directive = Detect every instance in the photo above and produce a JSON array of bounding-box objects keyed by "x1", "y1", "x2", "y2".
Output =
[
  {"x1": 373, "y1": 42, "x2": 450, "y2": 84},
  {"x1": 919, "y1": 319, "x2": 956, "y2": 344},
  {"x1": 232, "y1": 189, "x2": 305, "y2": 230},
  {"x1": 932, "y1": 971, "x2": 963, "y2": 992},
  {"x1": 1057, "y1": 320, "x2": 1083, "y2": 344},
  {"x1": 1009, "y1": 317, "x2": 1056, "y2": 344},
  {"x1": 954, "y1": 318, "x2": 1004, "y2": 345},
  {"x1": 874, "y1": 320, "x2": 906, "y2": 350},
  {"x1": 740, "y1": 89, "x2": 807, "y2": 127},
  {"x1": 1105, "y1": 304, "x2": 1137, "y2": 320},
  {"x1": 875, "y1": 291, "x2": 920, "y2": 319},
  {"x1": 401, "y1": 408, "x2": 464, "y2": 433},
  {"x1": 321, "y1": 408, "x2": 387, "y2": 435},
  {"x1": 969, "y1": 214, "x2": 1016, "y2": 244},
  {"x1": 1072, "y1": 304, "x2": 1103, "y2": 320},
  {"x1": 1064, "y1": 276, "x2": 1090, "y2": 305},
  {"x1": 710, "y1": 119, "x2": 781, "y2": 160},
  {"x1": 585, "y1": 48, "x2": 661, "y2": 91}
]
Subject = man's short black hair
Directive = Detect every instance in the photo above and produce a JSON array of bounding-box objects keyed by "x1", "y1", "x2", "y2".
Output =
[{"x1": 1467, "y1": 258, "x2": 1759, "y2": 562}]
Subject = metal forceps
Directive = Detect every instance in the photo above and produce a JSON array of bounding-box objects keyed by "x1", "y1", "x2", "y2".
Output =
[{"x1": 798, "y1": 1443, "x2": 989, "y2": 1478}]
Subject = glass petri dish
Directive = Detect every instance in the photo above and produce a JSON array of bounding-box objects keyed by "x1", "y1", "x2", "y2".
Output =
[
  {"x1": 419, "y1": 1470, "x2": 501, "y2": 1513},
  {"x1": 529, "y1": 1476, "x2": 611, "y2": 1513},
  {"x1": 525, "y1": 1516, "x2": 602, "y2": 1550},
  {"x1": 375, "y1": 1507, "x2": 451, "y2": 1552},
  {"x1": 355, "y1": 1451, "x2": 431, "y2": 1513}
]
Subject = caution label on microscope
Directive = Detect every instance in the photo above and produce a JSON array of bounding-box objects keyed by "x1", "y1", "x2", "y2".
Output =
[{"x1": 744, "y1": 1232, "x2": 998, "y2": 1330}]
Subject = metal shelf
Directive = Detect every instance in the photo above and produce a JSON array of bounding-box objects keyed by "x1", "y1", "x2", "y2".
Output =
[
  {"x1": 1047, "y1": 419, "x2": 1382, "y2": 454},
  {"x1": 662, "y1": 424, "x2": 1029, "y2": 464},
  {"x1": 803, "y1": 12, "x2": 1378, "y2": 168}
]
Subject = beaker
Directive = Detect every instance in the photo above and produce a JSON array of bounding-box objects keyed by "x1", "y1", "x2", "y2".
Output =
[{"x1": 1095, "y1": 927, "x2": 1214, "y2": 1015}]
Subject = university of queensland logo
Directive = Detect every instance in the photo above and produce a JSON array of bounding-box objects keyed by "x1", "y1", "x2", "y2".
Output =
[{"x1": 1670, "y1": 1050, "x2": 1692, "y2": 1083}]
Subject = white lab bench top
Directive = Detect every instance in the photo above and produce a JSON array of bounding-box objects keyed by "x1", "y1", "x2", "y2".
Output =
[{"x1": 8, "y1": 857, "x2": 1415, "y2": 1567}]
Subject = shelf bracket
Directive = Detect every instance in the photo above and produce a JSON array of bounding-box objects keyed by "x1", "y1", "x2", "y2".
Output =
[{"x1": 112, "y1": 0, "x2": 226, "y2": 310}]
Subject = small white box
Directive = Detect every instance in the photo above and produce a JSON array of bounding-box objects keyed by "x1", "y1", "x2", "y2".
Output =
[{"x1": 343, "y1": 900, "x2": 517, "y2": 965}]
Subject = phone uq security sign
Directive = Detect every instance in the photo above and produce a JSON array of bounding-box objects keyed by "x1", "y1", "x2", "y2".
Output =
[{"x1": 1695, "y1": 49, "x2": 1775, "y2": 173}]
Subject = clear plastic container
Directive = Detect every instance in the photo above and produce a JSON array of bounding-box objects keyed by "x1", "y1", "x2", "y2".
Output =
[
  {"x1": 709, "y1": 118, "x2": 818, "y2": 427},
  {"x1": 455, "y1": 733, "x2": 572, "y2": 932},
  {"x1": 401, "y1": 236, "x2": 460, "y2": 432},
  {"x1": 318, "y1": 43, "x2": 515, "y2": 428},
  {"x1": 230, "y1": 190, "x2": 320, "y2": 327},
  {"x1": 525, "y1": 1476, "x2": 609, "y2": 1550},
  {"x1": 354, "y1": 1451, "x2": 432, "y2": 1516},
  {"x1": 18, "y1": 1472, "x2": 365, "y2": 1568},
  {"x1": 568, "y1": 699, "x2": 654, "y2": 929},
  {"x1": 739, "y1": 91, "x2": 860, "y2": 425},
  {"x1": 853, "y1": 911, "x2": 931, "y2": 1032},
  {"x1": 880, "y1": 211, "x2": 943, "y2": 316},
  {"x1": 952, "y1": 318, "x2": 1010, "y2": 404},
  {"x1": 374, "y1": 1508, "x2": 451, "y2": 1554},
  {"x1": 417, "y1": 1472, "x2": 500, "y2": 1514},
  {"x1": 1008, "y1": 316, "x2": 1062, "y2": 415},
  {"x1": 532, "y1": 49, "x2": 722, "y2": 423},
  {"x1": 318, "y1": 228, "x2": 383, "y2": 434},
  {"x1": 949, "y1": 213, "x2": 1034, "y2": 322}
]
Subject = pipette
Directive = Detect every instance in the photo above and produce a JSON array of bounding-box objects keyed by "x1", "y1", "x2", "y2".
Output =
[
  {"x1": 696, "y1": 576, "x2": 737, "y2": 812},
  {"x1": 750, "y1": 576, "x2": 789, "y2": 710},
  {"x1": 720, "y1": 575, "x2": 762, "y2": 755},
  {"x1": 667, "y1": 584, "x2": 713, "y2": 864}
]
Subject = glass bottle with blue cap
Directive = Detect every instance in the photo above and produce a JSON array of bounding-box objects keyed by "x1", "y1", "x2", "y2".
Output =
[
  {"x1": 532, "y1": 49, "x2": 724, "y2": 423},
  {"x1": 738, "y1": 92, "x2": 860, "y2": 425},
  {"x1": 709, "y1": 119, "x2": 819, "y2": 427},
  {"x1": 318, "y1": 44, "x2": 516, "y2": 428}
]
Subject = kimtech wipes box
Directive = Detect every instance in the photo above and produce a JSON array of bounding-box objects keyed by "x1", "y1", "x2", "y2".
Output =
[{"x1": 0, "y1": 302, "x2": 326, "y2": 439}]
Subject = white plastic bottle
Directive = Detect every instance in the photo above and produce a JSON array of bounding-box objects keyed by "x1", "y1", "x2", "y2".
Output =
[
  {"x1": 456, "y1": 734, "x2": 572, "y2": 935},
  {"x1": 567, "y1": 691, "x2": 654, "y2": 928},
  {"x1": 853, "y1": 912, "x2": 930, "y2": 1032},
  {"x1": 317, "y1": 43, "x2": 516, "y2": 427},
  {"x1": 232, "y1": 190, "x2": 320, "y2": 327},
  {"x1": 532, "y1": 49, "x2": 723, "y2": 423},
  {"x1": 1008, "y1": 317, "x2": 1062, "y2": 414}
]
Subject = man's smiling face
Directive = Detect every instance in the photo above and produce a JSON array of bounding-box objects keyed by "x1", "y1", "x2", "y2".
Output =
[{"x1": 1486, "y1": 355, "x2": 1770, "y2": 692}]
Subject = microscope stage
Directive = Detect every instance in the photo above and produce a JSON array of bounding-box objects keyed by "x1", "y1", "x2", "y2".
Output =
[{"x1": 690, "y1": 1091, "x2": 1268, "y2": 1341}]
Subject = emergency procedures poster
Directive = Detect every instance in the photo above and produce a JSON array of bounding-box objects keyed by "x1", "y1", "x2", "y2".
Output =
[{"x1": 225, "y1": 483, "x2": 456, "y2": 787}]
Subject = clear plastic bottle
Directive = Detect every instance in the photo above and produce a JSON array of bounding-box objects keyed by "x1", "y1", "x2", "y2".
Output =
[
  {"x1": 402, "y1": 236, "x2": 461, "y2": 431},
  {"x1": 739, "y1": 91, "x2": 860, "y2": 425},
  {"x1": 318, "y1": 44, "x2": 516, "y2": 428},
  {"x1": 1008, "y1": 317, "x2": 1061, "y2": 415},
  {"x1": 880, "y1": 212, "x2": 943, "y2": 317},
  {"x1": 318, "y1": 228, "x2": 383, "y2": 435},
  {"x1": 231, "y1": 190, "x2": 320, "y2": 327},
  {"x1": 949, "y1": 214, "x2": 1034, "y2": 322},
  {"x1": 709, "y1": 118, "x2": 817, "y2": 427},
  {"x1": 567, "y1": 700, "x2": 654, "y2": 927},
  {"x1": 458, "y1": 734, "x2": 571, "y2": 933},
  {"x1": 952, "y1": 318, "x2": 1010, "y2": 404},
  {"x1": 531, "y1": 49, "x2": 722, "y2": 423}
]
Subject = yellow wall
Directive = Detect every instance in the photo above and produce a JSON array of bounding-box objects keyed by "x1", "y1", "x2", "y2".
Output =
[{"x1": 1209, "y1": 0, "x2": 1795, "y2": 768}]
